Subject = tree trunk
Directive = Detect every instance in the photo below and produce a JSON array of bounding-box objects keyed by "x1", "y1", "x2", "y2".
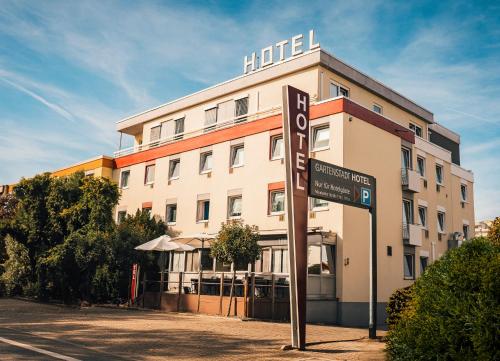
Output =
[{"x1": 226, "y1": 270, "x2": 236, "y2": 317}]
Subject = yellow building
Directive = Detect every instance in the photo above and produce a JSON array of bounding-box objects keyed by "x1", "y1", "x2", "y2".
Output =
[
  {"x1": 0, "y1": 155, "x2": 114, "y2": 196},
  {"x1": 111, "y1": 43, "x2": 475, "y2": 326}
]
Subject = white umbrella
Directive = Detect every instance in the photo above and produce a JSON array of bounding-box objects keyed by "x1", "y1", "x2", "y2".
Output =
[
  {"x1": 170, "y1": 233, "x2": 216, "y2": 248},
  {"x1": 135, "y1": 235, "x2": 194, "y2": 251}
]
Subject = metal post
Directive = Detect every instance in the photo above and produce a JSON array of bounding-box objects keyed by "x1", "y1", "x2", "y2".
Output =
[
  {"x1": 251, "y1": 272, "x2": 256, "y2": 318},
  {"x1": 159, "y1": 252, "x2": 165, "y2": 309},
  {"x1": 271, "y1": 273, "x2": 276, "y2": 320},
  {"x1": 369, "y1": 179, "x2": 377, "y2": 339},
  {"x1": 177, "y1": 271, "x2": 183, "y2": 312},
  {"x1": 219, "y1": 272, "x2": 224, "y2": 315},
  {"x1": 197, "y1": 241, "x2": 204, "y2": 313}
]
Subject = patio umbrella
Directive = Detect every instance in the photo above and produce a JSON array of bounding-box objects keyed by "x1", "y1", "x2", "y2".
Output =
[
  {"x1": 134, "y1": 235, "x2": 194, "y2": 305},
  {"x1": 135, "y1": 235, "x2": 194, "y2": 251},
  {"x1": 170, "y1": 233, "x2": 216, "y2": 248}
]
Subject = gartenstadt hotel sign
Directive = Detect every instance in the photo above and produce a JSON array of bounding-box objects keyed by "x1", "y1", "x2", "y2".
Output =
[{"x1": 243, "y1": 30, "x2": 320, "y2": 74}]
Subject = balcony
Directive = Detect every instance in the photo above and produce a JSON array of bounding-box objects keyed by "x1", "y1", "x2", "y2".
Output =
[
  {"x1": 401, "y1": 168, "x2": 421, "y2": 193},
  {"x1": 114, "y1": 105, "x2": 282, "y2": 158},
  {"x1": 403, "y1": 223, "x2": 422, "y2": 246}
]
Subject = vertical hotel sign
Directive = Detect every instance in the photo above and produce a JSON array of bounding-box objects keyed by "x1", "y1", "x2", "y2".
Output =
[{"x1": 282, "y1": 85, "x2": 309, "y2": 350}]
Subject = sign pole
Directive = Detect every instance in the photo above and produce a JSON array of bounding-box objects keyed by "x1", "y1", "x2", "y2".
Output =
[{"x1": 369, "y1": 180, "x2": 377, "y2": 339}]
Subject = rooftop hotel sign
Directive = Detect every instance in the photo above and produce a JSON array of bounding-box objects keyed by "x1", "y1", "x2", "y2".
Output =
[
  {"x1": 244, "y1": 30, "x2": 319, "y2": 74},
  {"x1": 282, "y1": 85, "x2": 309, "y2": 350}
]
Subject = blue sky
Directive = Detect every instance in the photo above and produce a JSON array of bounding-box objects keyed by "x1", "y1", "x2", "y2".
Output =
[{"x1": 0, "y1": 0, "x2": 499, "y2": 220}]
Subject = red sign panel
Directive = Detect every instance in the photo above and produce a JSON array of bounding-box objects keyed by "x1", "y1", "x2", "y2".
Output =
[
  {"x1": 282, "y1": 85, "x2": 309, "y2": 350},
  {"x1": 131, "y1": 263, "x2": 138, "y2": 302}
]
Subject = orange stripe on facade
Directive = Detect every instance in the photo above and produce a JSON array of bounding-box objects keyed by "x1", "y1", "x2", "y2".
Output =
[
  {"x1": 115, "y1": 98, "x2": 414, "y2": 169},
  {"x1": 268, "y1": 181, "x2": 285, "y2": 191}
]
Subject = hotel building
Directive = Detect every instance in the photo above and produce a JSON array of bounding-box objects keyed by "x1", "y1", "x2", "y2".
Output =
[{"x1": 112, "y1": 47, "x2": 474, "y2": 326}]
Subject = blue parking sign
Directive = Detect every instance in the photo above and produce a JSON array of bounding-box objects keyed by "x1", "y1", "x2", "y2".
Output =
[{"x1": 361, "y1": 188, "x2": 371, "y2": 207}]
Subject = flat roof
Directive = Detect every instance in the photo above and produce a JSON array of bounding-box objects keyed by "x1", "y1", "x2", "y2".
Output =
[{"x1": 117, "y1": 49, "x2": 434, "y2": 134}]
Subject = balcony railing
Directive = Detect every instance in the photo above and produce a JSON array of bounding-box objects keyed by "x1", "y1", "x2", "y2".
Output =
[
  {"x1": 114, "y1": 105, "x2": 282, "y2": 158},
  {"x1": 403, "y1": 222, "x2": 422, "y2": 246},
  {"x1": 401, "y1": 168, "x2": 421, "y2": 193}
]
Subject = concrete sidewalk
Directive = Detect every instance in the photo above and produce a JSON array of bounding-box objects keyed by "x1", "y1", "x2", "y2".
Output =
[{"x1": 0, "y1": 298, "x2": 386, "y2": 360}]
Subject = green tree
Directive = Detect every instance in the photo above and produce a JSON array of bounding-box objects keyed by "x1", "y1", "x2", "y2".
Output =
[
  {"x1": 211, "y1": 221, "x2": 260, "y2": 316},
  {"x1": 0, "y1": 235, "x2": 31, "y2": 295},
  {"x1": 487, "y1": 217, "x2": 500, "y2": 246},
  {"x1": 386, "y1": 237, "x2": 500, "y2": 360}
]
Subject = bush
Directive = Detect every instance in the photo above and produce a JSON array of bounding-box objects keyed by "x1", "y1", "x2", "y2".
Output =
[
  {"x1": 386, "y1": 238, "x2": 500, "y2": 360},
  {"x1": 0, "y1": 235, "x2": 31, "y2": 295},
  {"x1": 386, "y1": 285, "x2": 413, "y2": 330}
]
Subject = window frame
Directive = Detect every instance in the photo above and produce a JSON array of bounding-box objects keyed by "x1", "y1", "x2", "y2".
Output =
[
  {"x1": 404, "y1": 252, "x2": 415, "y2": 280},
  {"x1": 420, "y1": 256, "x2": 428, "y2": 274},
  {"x1": 120, "y1": 170, "x2": 130, "y2": 189},
  {"x1": 144, "y1": 164, "x2": 155, "y2": 185},
  {"x1": 174, "y1": 117, "x2": 185, "y2": 140},
  {"x1": 437, "y1": 211, "x2": 446, "y2": 234},
  {"x1": 416, "y1": 156, "x2": 426, "y2": 177},
  {"x1": 460, "y1": 184, "x2": 467, "y2": 202},
  {"x1": 227, "y1": 195, "x2": 242, "y2": 219},
  {"x1": 270, "y1": 135, "x2": 284, "y2": 160},
  {"x1": 168, "y1": 158, "x2": 180, "y2": 180},
  {"x1": 230, "y1": 144, "x2": 244, "y2": 168},
  {"x1": 311, "y1": 197, "x2": 328, "y2": 211},
  {"x1": 418, "y1": 206, "x2": 427, "y2": 229},
  {"x1": 373, "y1": 103, "x2": 383, "y2": 114},
  {"x1": 199, "y1": 151, "x2": 213, "y2": 174},
  {"x1": 435, "y1": 164, "x2": 444, "y2": 185},
  {"x1": 329, "y1": 81, "x2": 349, "y2": 98},
  {"x1": 166, "y1": 203, "x2": 177, "y2": 225},
  {"x1": 196, "y1": 199, "x2": 210, "y2": 222},
  {"x1": 409, "y1": 123, "x2": 423, "y2": 138},
  {"x1": 204, "y1": 107, "x2": 217, "y2": 132},
  {"x1": 235, "y1": 96, "x2": 249, "y2": 123},
  {"x1": 269, "y1": 189, "x2": 285, "y2": 215},
  {"x1": 117, "y1": 210, "x2": 127, "y2": 224},
  {"x1": 463, "y1": 224, "x2": 469, "y2": 240},
  {"x1": 311, "y1": 124, "x2": 330, "y2": 151}
]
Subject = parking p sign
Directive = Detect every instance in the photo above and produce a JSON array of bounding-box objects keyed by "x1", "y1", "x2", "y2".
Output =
[{"x1": 361, "y1": 188, "x2": 371, "y2": 207}]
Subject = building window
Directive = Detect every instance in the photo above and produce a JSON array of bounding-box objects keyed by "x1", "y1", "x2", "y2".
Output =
[
  {"x1": 401, "y1": 147, "x2": 412, "y2": 170},
  {"x1": 197, "y1": 200, "x2": 210, "y2": 222},
  {"x1": 420, "y1": 256, "x2": 428, "y2": 274},
  {"x1": 311, "y1": 197, "x2": 328, "y2": 210},
  {"x1": 404, "y1": 251, "x2": 415, "y2": 279},
  {"x1": 463, "y1": 224, "x2": 469, "y2": 240},
  {"x1": 204, "y1": 107, "x2": 217, "y2": 132},
  {"x1": 435, "y1": 164, "x2": 444, "y2": 185},
  {"x1": 200, "y1": 151, "x2": 213, "y2": 173},
  {"x1": 169, "y1": 159, "x2": 180, "y2": 180},
  {"x1": 418, "y1": 206, "x2": 427, "y2": 228},
  {"x1": 272, "y1": 248, "x2": 289, "y2": 273},
  {"x1": 269, "y1": 190, "x2": 285, "y2": 214},
  {"x1": 437, "y1": 211, "x2": 446, "y2": 233},
  {"x1": 150, "y1": 125, "x2": 161, "y2": 146},
  {"x1": 227, "y1": 195, "x2": 242, "y2": 218},
  {"x1": 174, "y1": 118, "x2": 185, "y2": 140},
  {"x1": 120, "y1": 170, "x2": 130, "y2": 189},
  {"x1": 230, "y1": 144, "x2": 244, "y2": 168},
  {"x1": 166, "y1": 204, "x2": 177, "y2": 224},
  {"x1": 235, "y1": 97, "x2": 249, "y2": 123},
  {"x1": 417, "y1": 157, "x2": 425, "y2": 177},
  {"x1": 402, "y1": 199, "x2": 413, "y2": 225},
  {"x1": 373, "y1": 103, "x2": 383, "y2": 114},
  {"x1": 144, "y1": 165, "x2": 155, "y2": 184},
  {"x1": 117, "y1": 211, "x2": 127, "y2": 224},
  {"x1": 270, "y1": 135, "x2": 284, "y2": 160},
  {"x1": 409, "y1": 123, "x2": 423, "y2": 138},
  {"x1": 460, "y1": 184, "x2": 467, "y2": 202},
  {"x1": 329, "y1": 82, "x2": 349, "y2": 98},
  {"x1": 312, "y1": 125, "x2": 330, "y2": 150}
]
